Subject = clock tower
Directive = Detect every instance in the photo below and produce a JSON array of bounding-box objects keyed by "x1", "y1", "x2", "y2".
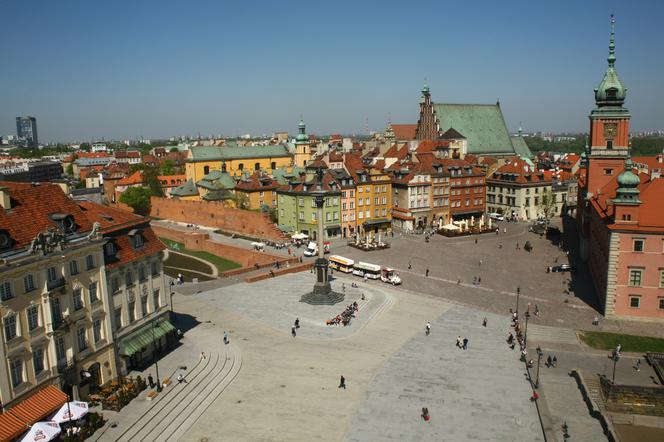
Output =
[{"x1": 586, "y1": 14, "x2": 631, "y2": 198}]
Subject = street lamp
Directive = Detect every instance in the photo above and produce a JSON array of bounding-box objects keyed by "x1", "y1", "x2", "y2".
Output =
[
  {"x1": 535, "y1": 346, "x2": 543, "y2": 388},
  {"x1": 524, "y1": 311, "x2": 531, "y2": 346},
  {"x1": 611, "y1": 352, "x2": 621, "y2": 384},
  {"x1": 151, "y1": 319, "x2": 162, "y2": 392},
  {"x1": 515, "y1": 286, "x2": 521, "y2": 315}
]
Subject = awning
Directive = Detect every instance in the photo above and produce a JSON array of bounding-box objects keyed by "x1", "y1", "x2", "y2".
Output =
[
  {"x1": 392, "y1": 212, "x2": 414, "y2": 221},
  {"x1": 0, "y1": 386, "x2": 68, "y2": 441},
  {"x1": 452, "y1": 210, "x2": 482, "y2": 219},
  {"x1": 325, "y1": 224, "x2": 341, "y2": 230},
  {"x1": 118, "y1": 319, "x2": 176, "y2": 357},
  {"x1": 362, "y1": 218, "x2": 391, "y2": 227}
]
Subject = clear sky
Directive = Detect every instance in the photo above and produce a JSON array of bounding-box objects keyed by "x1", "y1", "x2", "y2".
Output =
[{"x1": 1, "y1": 0, "x2": 663, "y2": 143}]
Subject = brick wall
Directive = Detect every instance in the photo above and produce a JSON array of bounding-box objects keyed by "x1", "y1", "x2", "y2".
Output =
[
  {"x1": 244, "y1": 262, "x2": 313, "y2": 283},
  {"x1": 600, "y1": 376, "x2": 664, "y2": 416},
  {"x1": 150, "y1": 197, "x2": 284, "y2": 241}
]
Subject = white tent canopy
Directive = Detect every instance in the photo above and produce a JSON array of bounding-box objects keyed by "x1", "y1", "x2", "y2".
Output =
[
  {"x1": 291, "y1": 233, "x2": 308, "y2": 240},
  {"x1": 441, "y1": 223, "x2": 461, "y2": 231},
  {"x1": 20, "y1": 422, "x2": 61, "y2": 442},
  {"x1": 51, "y1": 401, "x2": 89, "y2": 423}
]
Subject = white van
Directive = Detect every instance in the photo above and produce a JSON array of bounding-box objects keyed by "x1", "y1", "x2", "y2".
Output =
[{"x1": 488, "y1": 213, "x2": 505, "y2": 221}]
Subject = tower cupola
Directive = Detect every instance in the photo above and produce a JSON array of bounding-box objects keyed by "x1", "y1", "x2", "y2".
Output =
[{"x1": 594, "y1": 15, "x2": 627, "y2": 107}]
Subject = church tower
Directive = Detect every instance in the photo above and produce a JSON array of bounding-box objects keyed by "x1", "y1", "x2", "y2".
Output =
[
  {"x1": 294, "y1": 119, "x2": 311, "y2": 168},
  {"x1": 586, "y1": 14, "x2": 631, "y2": 198},
  {"x1": 415, "y1": 83, "x2": 439, "y2": 140}
]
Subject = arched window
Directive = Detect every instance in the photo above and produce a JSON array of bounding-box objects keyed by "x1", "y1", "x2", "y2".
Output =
[
  {"x1": 203, "y1": 165, "x2": 210, "y2": 175},
  {"x1": 255, "y1": 162, "x2": 260, "y2": 171},
  {"x1": 271, "y1": 162, "x2": 276, "y2": 170},
  {"x1": 238, "y1": 163, "x2": 244, "y2": 171},
  {"x1": 221, "y1": 163, "x2": 227, "y2": 173}
]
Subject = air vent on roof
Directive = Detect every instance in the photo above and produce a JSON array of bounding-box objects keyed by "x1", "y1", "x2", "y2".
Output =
[{"x1": 102, "y1": 215, "x2": 114, "y2": 222}]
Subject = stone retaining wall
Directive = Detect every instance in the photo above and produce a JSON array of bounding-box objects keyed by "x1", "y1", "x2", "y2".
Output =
[
  {"x1": 245, "y1": 263, "x2": 313, "y2": 283},
  {"x1": 600, "y1": 375, "x2": 664, "y2": 416}
]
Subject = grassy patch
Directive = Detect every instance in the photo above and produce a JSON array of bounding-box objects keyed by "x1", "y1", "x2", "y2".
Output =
[
  {"x1": 159, "y1": 237, "x2": 242, "y2": 274},
  {"x1": 164, "y1": 253, "x2": 213, "y2": 274},
  {"x1": 578, "y1": 331, "x2": 664, "y2": 353},
  {"x1": 163, "y1": 267, "x2": 213, "y2": 282}
]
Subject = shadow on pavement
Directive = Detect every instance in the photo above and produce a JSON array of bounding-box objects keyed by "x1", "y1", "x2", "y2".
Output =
[{"x1": 170, "y1": 311, "x2": 202, "y2": 334}]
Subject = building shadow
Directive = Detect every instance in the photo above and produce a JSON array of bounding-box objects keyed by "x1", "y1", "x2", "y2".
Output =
[{"x1": 169, "y1": 311, "x2": 202, "y2": 334}]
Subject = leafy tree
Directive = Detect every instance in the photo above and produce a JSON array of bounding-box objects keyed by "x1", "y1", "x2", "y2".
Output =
[
  {"x1": 66, "y1": 163, "x2": 74, "y2": 176},
  {"x1": 79, "y1": 143, "x2": 91, "y2": 152},
  {"x1": 130, "y1": 163, "x2": 146, "y2": 173},
  {"x1": 540, "y1": 190, "x2": 557, "y2": 222},
  {"x1": 143, "y1": 166, "x2": 164, "y2": 197},
  {"x1": 119, "y1": 186, "x2": 152, "y2": 215},
  {"x1": 268, "y1": 207, "x2": 278, "y2": 223},
  {"x1": 160, "y1": 159, "x2": 175, "y2": 175},
  {"x1": 233, "y1": 192, "x2": 250, "y2": 210},
  {"x1": 170, "y1": 147, "x2": 180, "y2": 153}
]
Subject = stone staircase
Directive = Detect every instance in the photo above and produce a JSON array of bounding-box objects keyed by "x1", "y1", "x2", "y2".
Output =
[
  {"x1": 526, "y1": 324, "x2": 579, "y2": 346},
  {"x1": 583, "y1": 373, "x2": 608, "y2": 413}
]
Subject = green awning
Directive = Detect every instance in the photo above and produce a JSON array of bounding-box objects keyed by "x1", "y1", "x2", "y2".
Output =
[{"x1": 118, "y1": 319, "x2": 176, "y2": 357}]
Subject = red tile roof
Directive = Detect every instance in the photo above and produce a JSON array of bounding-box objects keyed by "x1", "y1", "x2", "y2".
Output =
[
  {"x1": 391, "y1": 124, "x2": 417, "y2": 140},
  {"x1": 235, "y1": 171, "x2": 280, "y2": 192},
  {"x1": 416, "y1": 140, "x2": 450, "y2": 154},
  {"x1": 0, "y1": 385, "x2": 67, "y2": 441},
  {"x1": 0, "y1": 182, "x2": 94, "y2": 250},
  {"x1": 117, "y1": 170, "x2": 144, "y2": 186}
]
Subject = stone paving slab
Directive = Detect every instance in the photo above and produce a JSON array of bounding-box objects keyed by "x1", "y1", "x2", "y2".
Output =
[{"x1": 346, "y1": 305, "x2": 544, "y2": 441}]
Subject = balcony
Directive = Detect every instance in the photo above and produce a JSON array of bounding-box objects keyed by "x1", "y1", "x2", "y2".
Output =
[{"x1": 47, "y1": 277, "x2": 66, "y2": 291}]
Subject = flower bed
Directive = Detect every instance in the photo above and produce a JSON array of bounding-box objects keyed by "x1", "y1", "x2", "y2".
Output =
[{"x1": 61, "y1": 411, "x2": 106, "y2": 442}]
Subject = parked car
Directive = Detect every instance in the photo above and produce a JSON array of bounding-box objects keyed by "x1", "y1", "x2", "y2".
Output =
[
  {"x1": 488, "y1": 212, "x2": 505, "y2": 221},
  {"x1": 547, "y1": 264, "x2": 575, "y2": 273}
]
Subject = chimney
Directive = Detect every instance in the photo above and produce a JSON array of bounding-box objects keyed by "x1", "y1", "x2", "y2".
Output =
[
  {"x1": 0, "y1": 187, "x2": 11, "y2": 210},
  {"x1": 657, "y1": 154, "x2": 663, "y2": 164}
]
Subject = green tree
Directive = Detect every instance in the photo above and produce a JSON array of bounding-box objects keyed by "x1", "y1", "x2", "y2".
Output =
[
  {"x1": 143, "y1": 166, "x2": 164, "y2": 197},
  {"x1": 169, "y1": 147, "x2": 180, "y2": 153},
  {"x1": 268, "y1": 207, "x2": 278, "y2": 223},
  {"x1": 540, "y1": 190, "x2": 557, "y2": 223},
  {"x1": 119, "y1": 186, "x2": 152, "y2": 215},
  {"x1": 160, "y1": 159, "x2": 175, "y2": 175},
  {"x1": 233, "y1": 192, "x2": 250, "y2": 210},
  {"x1": 65, "y1": 163, "x2": 74, "y2": 176}
]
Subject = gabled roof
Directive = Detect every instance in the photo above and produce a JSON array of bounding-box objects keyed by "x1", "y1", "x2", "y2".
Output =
[
  {"x1": 433, "y1": 103, "x2": 520, "y2": 155},
  {"x1": 416, "y1": 140, "x2": 450, "y2": 154},
  {"x1": 391, "y1": 124, "x2": 417, "y2": 140},
  {"x1": 170, "y1": 179, "x2": 199, "y2": 197},
  {"x1": 77, "y1": 201, "x2": 146, "y2": 232},
  {"x1": 440, "y1": 127, "x2": 466, "y2": 140},
  {"x1": 117, "y1": 170, "x2": 144, "y2": 186},
  {"x1": 0, "y1": 182, "x2": 94, "y2": 250},
  {"x1": 189, "y1": 145, "x2": 291, "y2": 161},
  {"x1": 511, "y1": 135, "x2": 534, "y2": 159}
]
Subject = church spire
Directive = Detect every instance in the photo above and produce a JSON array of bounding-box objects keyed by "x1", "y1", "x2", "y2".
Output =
[
  {"x1": 594, "y1": 14, "x2": 626, "y2": 107},
  {"x1": 607, "y1": 14, "x2": 616, "y2": 67}
]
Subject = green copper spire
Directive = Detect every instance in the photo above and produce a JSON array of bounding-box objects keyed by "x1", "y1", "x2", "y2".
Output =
[
  {"x1": 614, "y1": 156, "x2": 641, "y2": 204},
  {"x1": 594, "y1": 14, "x2": 626, "y2": 107},
  {"x1": 607, "y1": 14, "x2": 616, "y2": 67},
  {"x1": 296, "y1": 118, "x2": 309, "y2": 143}
]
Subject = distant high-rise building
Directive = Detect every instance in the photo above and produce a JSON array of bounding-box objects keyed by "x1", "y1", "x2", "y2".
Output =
[{"x1": 15, "y1": 116, "x2": 38, "y2": 148}]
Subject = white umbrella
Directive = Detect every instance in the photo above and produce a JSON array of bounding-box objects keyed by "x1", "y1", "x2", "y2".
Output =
[
  {"x1": 51, "y1": 401, "x2": 89, "y2": 423},
  {"x1": 20, "y1": 422, "x2": 61, "y2": 442}
]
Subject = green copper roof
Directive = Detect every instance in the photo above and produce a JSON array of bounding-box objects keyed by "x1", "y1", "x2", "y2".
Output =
[
  {"x1": 595, "y1": 15, "x2": 626, "y2": 107},
  {"x1": 296, "y1": 119, "x2": 309, "y2": 143},
  {"x1": 170, "y1": 179, "x2": 199, "y2": 197},
  {"x1": 202, "y1": 189, "x2": 234, "y2": 201},
  {"x1": 189, "y1": 145, "x2": 291, "y2": 162},
  {"x1": 433, "y1": 103, "x2": 520, "y2": 155},
  {"x1": 196, "y1": 170, "x2": 236, "y2": 190},
  {"x1": 510, "y1": 135, "x2": 533, "y2": 159},
  {"x1": 617, "y1": 158, "x2": 640, "y2": 188},
  {"x1": 272, "y1": 166, "x2": 304, "y2": 185}
]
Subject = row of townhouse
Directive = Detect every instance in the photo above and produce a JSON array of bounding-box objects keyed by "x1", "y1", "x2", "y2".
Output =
[{"x1": 0, "y1": 182, "x2": 172, "y2": 410}]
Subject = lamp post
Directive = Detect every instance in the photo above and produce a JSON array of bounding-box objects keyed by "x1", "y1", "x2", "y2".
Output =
[
  {"x1": 151, "y1": 319, "x2": 162, "y2": 392},
  {"x1": 524, "y1": 311, "x2": 531, "y2": 346},
  {"x1": 535, "y1": 346, "x2": 543, "y2": 388},
  {"x1": 516, "y1": 286, "x2": 521, "y2": 315},
  {"x1": 611, "y1": 352, "x2": 620, "y2": 384}
]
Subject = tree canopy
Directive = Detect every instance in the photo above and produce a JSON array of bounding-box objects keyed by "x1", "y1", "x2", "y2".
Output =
[{"x1": 119, "y1": 186, "x2": 152, "y2": 215}]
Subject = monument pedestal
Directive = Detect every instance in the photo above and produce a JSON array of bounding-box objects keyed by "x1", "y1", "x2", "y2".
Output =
[{"x1": 300, "y1": 258, "x2": 345, "y2": 305}]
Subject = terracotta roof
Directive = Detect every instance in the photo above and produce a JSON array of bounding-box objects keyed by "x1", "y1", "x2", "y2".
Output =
[
  {"x1": 489, "y1": 158, "x2": 551, "y2": 184},
  {"x1": 117, "y1": 170, "x2": 144, "y2": 186},
  {"x1": 0, "y1": 385, "x2": 67, "y2": 441},
  {"x1": 416, "y1": 140, "x2": 450, "y2": 154},
  {"x1": 328, "y1": 149, "x2": 344, "y2": 162},
  {"x1": 77, "y1": 201, "x2": 165, "y2": 268},
  {"x1": 235, "y1": 171, "x2": 280, "y2": 191},
  {"x1": 0, "y1": 182, "x2": 94, "y2": 250},
  {"x1": 391, "y1": 124, "x2": 417, "y2": 140}
]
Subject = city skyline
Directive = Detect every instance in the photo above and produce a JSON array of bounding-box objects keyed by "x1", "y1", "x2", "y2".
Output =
[{"x1": 2, "y1": 0, "x2": 663, "y2": 142}]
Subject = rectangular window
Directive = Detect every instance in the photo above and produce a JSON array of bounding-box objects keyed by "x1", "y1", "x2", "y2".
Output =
[
  {"x1": 299, "y1": 198, "x2": 304, "y2": 207},
  {"x1": 114, "y1": 308, "x2": 122, "y2": 330},
  {"x1": 358, "y1": 199, "x2": 363, "y2": 207},
  {"x1": 660, "y1": 270, "x2": 664, "y2": 288},
  {"x1": 126, "y1": 271, "x2": 134, "y2": 287},
  {"x1": 358, "y1": 211, "x2": 363, "y2": 219},
  {"x1": 633, "y1": 239, "x2": 644, "y2": 252},
  {"x1": 93, "y1": 319, "x2": 102, "y2": 343},
  {"x1": 24, "y1": 275, "x2": 36, "y2": 293},
  {"x1": 342, "y1": 214, "x2": 347, "y2": 222},
  {"x1": 88, "y1": 282, "x2": 98, "y2": 303},
  {"x1": 1, "y1": 281, "x2": 14, "y2": 301},
  {"x1": 382, "y1": 196, "x2": 387, "y2": 205},
  {"x1": 77, "y1": 327, "x2": 88, "y2": 351},
  {"x1": 73, "y1": 288, "x2": 84, "y2": 311},
  {"x1": 299, "y1": 211, "x2": 304, "y2": 221},
  {"x1": 141, "y1": 296, "x2": 148, "y2": 317},
  {"x1": 55, "y1": 336, "x2": 66, "y2": 361},
  {"x1": 27, "y1": 305, "x2": 39, "y2": 331},
  {"x1": 334, "y1": 212, "x2": 338, "y2": 220},
  {"x1": 10, "y1": 359, "x2": 23, "y2": 388},
  {"x1": 374, "y1": 197, "x2": 379, "y2": 205},
  {"x1": 47, "y1": 267, "x2": 57, "y2": 282},
  {"x1": 139, "y1": 266, "x2": 146, "y2": 282},
  {"x1": 365, "y1": 198, "x2": 370, "y2": 206},
  {"x1": 86, "y1": 254, "x2": 95, "y2": 270},
  {"x1": 325, "y1": 212, "x2": 331, "y2": 222},
  {"x1": 311, "y1": 213, "x2": 316, "y2": 222},
  {"x1": 33, "y1": 348, "x2": 44, "y2": 375},
  {"x1": 50, "y1": 298, "x2": 62, "y2": 325},
  {"x1": 128, "y1": 302, "x2": 136, "y2": 323},
  {"x1": 629, "y1": 269, "x2": 643, "y2": 287},
  {"x1": 69, "y1": 260, "x2": 79, "y2": 276},
  {"x1": 153, "y1": 289, "x2": 161, "y2": 310},
  {"x1": 4, "y1": 315, "x2": 17, "y2": 341},
  {"x1": 151, "y1": 262, "x2": 159, "y2": 277},
  {"x1": 358, "y1": 187, "x2": 363, "y2": 193},
  {"x1": 133, "y1": 234, "x2": 144, "y2": 249},
  {"x1": 629, "y1": 296, "x2": 640, "y2": 308},
  {"x1": 111, "y1": 277, "x2": 119, "y2": 293},
  {"x1": 659, "y1": 298, "x2": 664, "y2": 310},
  {"x1": 365, "y1": 210, "x2": 370, "y2": 218}
]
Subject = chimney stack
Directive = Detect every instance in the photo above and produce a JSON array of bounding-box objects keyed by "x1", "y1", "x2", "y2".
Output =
[{"x1": 0, "y1": 186, "x2": 11, "y2": 210}]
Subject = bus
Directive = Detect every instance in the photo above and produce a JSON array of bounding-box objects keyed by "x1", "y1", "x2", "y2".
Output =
[
  {"x1": 328, "y1": 255, "x2": 354, "y2": 273},
  {"x1": 352, "y1": 261, "x2": 381, "y2": 279}
]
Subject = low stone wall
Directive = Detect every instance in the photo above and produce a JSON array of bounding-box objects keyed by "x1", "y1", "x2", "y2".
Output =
[
  {"x1": 570, "y1": 369, "x2": 617, "y2": 442},
  {"x1": 150, "y1": 197, "x2": 284, "y2": 241},
  {"x1": 600, "y1": 375, "x2": 664, "y2": 416},
  {"x1": 153, "y1": 225, "x2": 290, "y2": 269},
  {"x1": 245, "y1": 263, "x2": 313, "y2": 283}
]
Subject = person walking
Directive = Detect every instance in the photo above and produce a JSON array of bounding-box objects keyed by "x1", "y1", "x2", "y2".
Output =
[
  {"x1": 463, "y1": 337, "x2": 469, "y2": 350},
  {"x1": 482, "y1": 317, "x2": 487, "y2": 327},
  {"x1": 408, "y1": 261, "x2": 412, "y2": 270},
  {"x1": 425, "y1": 322, "x2": 431, "y2": 336},
  {"x1": 364, "y1": 274, "x2": 368, "y2": 283},
  {"x1": 634, "y1": 359, "x2": 641, "y2": 372},
  {"x1": 177, "y1": 373, "x2": 187, "y2": 384},
  {"x1": 339, "y1": 375, "x2": 346, "y2": 389},
  {"x1": 148, "y1": 373, "x2": 155, "y2": 388},
  {"x1": 615, "y1": 344, "x2": 622, "y2": 356},
  {"x1": 342, "y1": 283, "x2": 346, "y2": 293},
  {"x1": 477, "y1": 277, "x2": 481, "y2": 285},
  {"x1": 421, "y1": 407, "x2": 430, "y2": 422},
  {"x1": 291, "y1": 326, "x2": 296, "y2": 337},
  {"x1": 456, "y1": 336, "x2": 462, "y2": 348},
  {"x1": 223, "y1": 330, "x2": 229, "y2": 345},
  {"x1": 425, "y1": 268, "x2": 429, "y2": 277},
  {"x1": 295, "y1": 318, "x2": 300, "y2": 329},
  {"x1": 200, "y1": 352, "x2": 206, "y2": 361}
]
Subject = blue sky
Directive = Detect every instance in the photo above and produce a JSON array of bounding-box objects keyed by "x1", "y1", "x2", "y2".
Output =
[{"x1": 1, "y1": 0, "x2": 663, "y2": 142}]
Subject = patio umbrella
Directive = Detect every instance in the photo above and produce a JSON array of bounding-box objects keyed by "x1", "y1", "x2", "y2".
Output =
[
  {"x1": 20, "y1": 422, "x2": 61, "y2": 442},
  {"x1": 51, "y1": 401, "x2": 89, "y2": 423}
]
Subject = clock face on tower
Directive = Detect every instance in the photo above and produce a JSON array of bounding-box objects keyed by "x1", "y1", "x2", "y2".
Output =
[{"x1": 604, "y1": 123, "x2": 618, "y2": 139}]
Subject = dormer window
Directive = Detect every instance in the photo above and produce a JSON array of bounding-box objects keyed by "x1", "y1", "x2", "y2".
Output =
[
  {"x1": 104, "y1": 241, "x2": 117, "y2": 257},
  {"x1": 128, "y1": 229, "x2": 144, "y2": 249},
  {"x1": 0, "y1": 230, "x2": 12, "y2": 251},
  {"x1": 50, "y1": 213, "x2": 76, "y2": 233}
]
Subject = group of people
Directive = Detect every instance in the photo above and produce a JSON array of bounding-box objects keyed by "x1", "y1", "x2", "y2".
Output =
[
  {"x1": 456, "y1": 335, "x2": 469, "y2": 350},
  {"x1": 326, "y1": 301, "x2": 359, "y2": 326}
]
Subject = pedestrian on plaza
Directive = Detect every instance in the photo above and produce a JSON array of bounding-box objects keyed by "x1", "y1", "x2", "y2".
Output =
[
  {"x1": 546, "y1": 355, "x2": 552, "y2": 367},
  {"x1": 516, "y1": 242, "x2": 520, "y2": 250},
  {"x1": 463, "y1": 337, "x2": 469, "y2": 350},
  {"x1": 457, "y1": 278, "x2": 461, "y2": 285},
  {"x1": 408, "y1": 261, "x2": 412, "y2": 270},
  {"x1": 456, "y1": 336, "x2": 463, "y2": 348},
  {"x1": 475, "y1": 237, "x2": 478, "y2": 244},
  {"x1": 552, "y1": 355, "x2": 558, "y2": 367},
  {"x1": 499, "y1": 243, "x2": 502, "y2": 249},
  {"x1": 288, "y1": 247, "x2": 291, "y2": 255},
  {"x1": 472, "y1": 276, "x2": 477, "y2": 285},
  {"x1": 425, "y1": 322, "x2": 431, "y2": 336},
  {"x1": 421, "y1": 407, "x2": 430, "y2": 422},
  {"x1": 177, "y1": 373, "x2": 187, "y2": 384},
  {"x1": 200, "y1": 352, "x2": 206, "y2": 361},
  {"x1": 534, "y1": 305, "x2": 540, "y2": 317},
  {"x1": 295, "y1": 318, "x2": 300, "y2": 329},
  {"x1": 177, "y1": 273, "x2": 184, "y2": 285},
  {"x1": 615, "y1": 344, "x2": 622, "y2": 356},
  {"x1": 634, "y1": 359, "x2": 641, "y2": 372},
  {"x1": 425, "y1": 268, "x2": 429, "y2": 277},
  {"x1": 148, "y1": 374, "x2": 155, "y2": 388},
  {"x1": 339, "y1": 375, "x2": 346, "y2": 389},
  {"x1": 342, "y1": 283, "x2": 346, "y2": 293},
  {"x1": 292, "y1": 326, "x2": 296, "y2": 337},
  {"x1": 479, "y1": 259, "x2": 482, "y2": 266},
  {"x1": 482, "y1": 317, "x2": 487, "y2": 327},
  {"x1": 592, "y1": 316, "x2": 600, "y2": 326},
  {"x1": 299, "y1": 256, "x2": 303, "y2": 263},
  {"x1": 223, "y1": 330, "x2": 229, "y2": 345},
  {"x1": 364, "y1": 274, "x2": 368, "y2": 283},
  {"x1": 503, "y1": 227, "x2": 507, "y2": 233},
  {"x1": 477, "y1": 277, "x2": 481, "y2": 285},
  {"x1": 361, "y1": 293, "x2": 366, "y2": 300}
]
